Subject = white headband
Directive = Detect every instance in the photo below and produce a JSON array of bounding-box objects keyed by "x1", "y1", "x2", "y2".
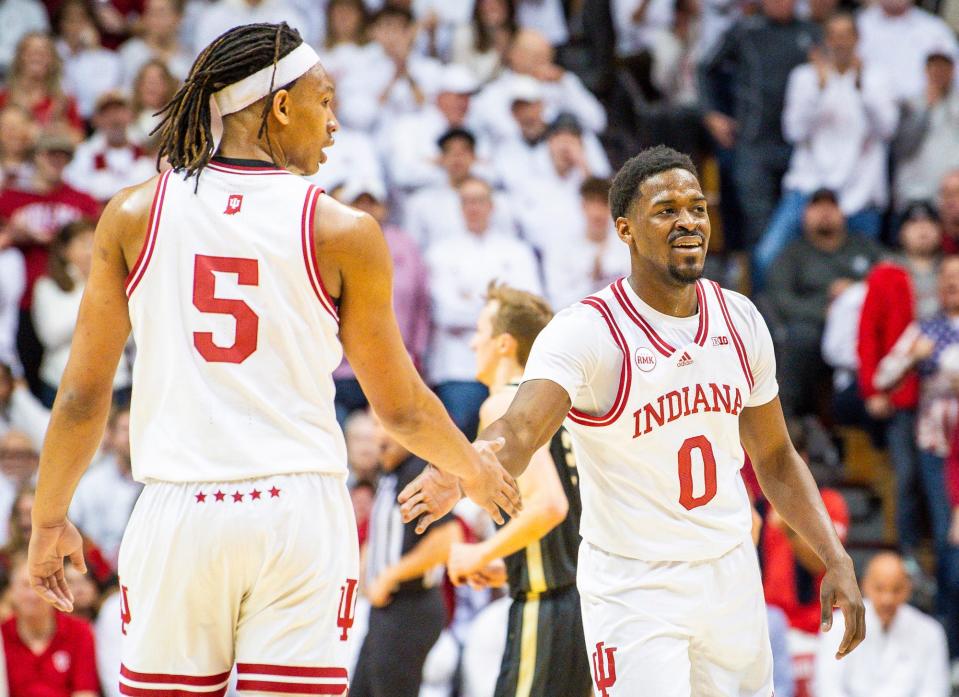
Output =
[{"x1": 209, "y1": 42, "x2": 320, "y2": 150}]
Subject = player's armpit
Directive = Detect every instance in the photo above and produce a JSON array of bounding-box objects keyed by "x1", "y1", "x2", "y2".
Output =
[{"x1": 479, "y1": 379, "x2": 570, "y2": 478}]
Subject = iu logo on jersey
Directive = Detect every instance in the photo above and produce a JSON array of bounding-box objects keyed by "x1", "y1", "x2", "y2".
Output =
[
  {"x1": 592, "y1": 641, "x2": 617, "y2": 697},
  {"x1": 224, "y1": 194, "x2": 243, "y2": 215},
  {"x1": 337, "y1": 578, "x2": 359, "y2": 641},
  {"x1": 119, "y1": 584, "x2": 132, "y2": 636}
]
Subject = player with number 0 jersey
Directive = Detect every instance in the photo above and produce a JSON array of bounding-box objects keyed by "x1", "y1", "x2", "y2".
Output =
[{"x1": 26, "y1": 22, "x2": 519, "y2": 697}]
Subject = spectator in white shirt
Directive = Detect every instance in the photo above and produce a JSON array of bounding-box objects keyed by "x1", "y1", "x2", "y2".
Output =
[
  {"x1": 385, "y1": 64, "x2": 485, "y2": 194},
  {"x1": 753, "y1": 13, "x2": 897, "y2": 287},
  {"x1": 65, "y1": 90, "x2": 158, "y2": 202},
  {"x1": 814, "y1": 552, "x2": 949, "y2": 697},
  {"x1": 514, "y1": 0, "x2": 568, "y2": 46},
  {"x1": 543, "y1": 177, "x2": 629, "y2": 310},
  {"x1": 129, "y1": 59, "x2": 179, "y2": 144},
  {"x1": 472, "y1": 28, "x2": 607, "y2": 142},
  {"x1": 118, "y1": 0, "x2": 192, "y2": 89},
  {"x1": 69, "y1": 405, "x2": 142, "y2": 569},
  {"x1": 0, "y1": 104, "x2": 37, "y2": 190},
  {"x1": 318, "y1": 0, "x2": 373, "y2": 87},
  {"x1": 451, "y1": 0, "x2": 517, "y2": 84},
  {"x1": 306, "y1": 120, "x2": 384, "y2": 196},
  {"x1": 0, "y1": 362, "x2": 49, "y2": 454},
  {"x1": 0, "y1": 0, "x2": 49, "y2": 78},
  {"x1": 336, "y1": 7, "x2": 443, "y2": 133},
  {"x1": 31, "y1": 220, "x2": 132, "y2": 407},
  {"x1": 192, "y1": 0, "x2": 308, "y2": 57},
  {"x1": 510, "y1": 113, "x2": 612, "y2": 252},
  {"x1": 404, "y1": 128, "x2": 516, "y2": 248},
  {"x1": 0, "y1": 432, "x2": 37, "y2": 550},
  {"x1": 0, "y1": 249, "x2": 25, "y2": 371},
  {"x1": 425, "y1": 177, "x2": 541, "y2": 438},
  {"x1": 55, "y1": 0, "x2": 123, "y2": 120},
  {"x1": 612, "y1": 0, "x2": 677, "y2": 59},
  {"x1": 893, "y1": 50, "x2": 959, "y2": 212},
  {"x1": 856, "y1": 0, "x2": 958, "y2": 105}
]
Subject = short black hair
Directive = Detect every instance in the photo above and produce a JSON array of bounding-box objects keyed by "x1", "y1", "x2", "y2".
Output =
[
  {"x1": 438, "y1": 127, "x2": 476, "y2": 152},
  {"x1": 371, "y1": 6, "x2": 414, "y2": 24},
  {"x1": 609, "y1": 145, "x2": 698, "y2": 220}
]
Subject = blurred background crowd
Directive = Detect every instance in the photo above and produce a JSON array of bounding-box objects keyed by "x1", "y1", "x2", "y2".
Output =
[{"x1": 0, "y1": 0, "x2": 958, "y2": 695}]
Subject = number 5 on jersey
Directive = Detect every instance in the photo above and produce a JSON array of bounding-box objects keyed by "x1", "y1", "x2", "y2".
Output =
[{"x1": 192, "y1": 255, "x2": 259, "y2": 363}]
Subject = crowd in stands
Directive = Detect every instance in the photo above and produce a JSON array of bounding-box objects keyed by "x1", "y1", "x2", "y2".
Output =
[{"x1": 0, "y1": 0, "x2": 958, "y2": 695}]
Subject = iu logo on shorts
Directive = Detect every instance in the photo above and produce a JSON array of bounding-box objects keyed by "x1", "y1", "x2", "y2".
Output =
[
  {"x1": 337, "y1": 578, "x2": 359, "y2": 641},
  {"x1": 119, "y1": 584, "x2": 132, "y2": 636},
  {"x1": 224, "y1": 194, "x2": 243, "y2": 215},
  {"x1": 592, "y1": 641, "x2": 617, "y2": 697}
]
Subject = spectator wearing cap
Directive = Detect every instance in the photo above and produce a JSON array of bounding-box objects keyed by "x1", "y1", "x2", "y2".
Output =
[
  {"x1": 507, "y1": 112, "x2": 612, "y2": 253},
  {"x1": 542, "y1": 177, "x2": 630, "y2": 310},
  {"x1": 384, "y1": 64, "x2": 487, "y2": 194},
  {"x1": 893, "y1": 50, "x2": 959, "y2": 212},
  {"x1": 752, "y1": 12, "x2": 897, "y2": 289},
  {"x1": 65, "y1": 90, "x2": 156, "y2": 203},
  {"x1": 940, "y1": 170, "x2": 959, "y2": 255},
  {"x1": 191, "y1": 0, "x2": 309, "y2": 57},
  {"x1": 814, "y1": 552, "x2": 949, "y2": 697},
  {"x1": 55, "y1": 0, "x2": 123, "y2": 120},
  {"x1": 765, "y1": 189, "x2": 884, "y2": 416},
  {"x1": 329, "y1": 180, "x2": 430, "y2": 424},
  {"x1": 857, "y1": 0, "x2": 959, "y2": 106},
  {"x1": 118, "y1": 0, "x2": 191, "y2": 89},
  {"x1": 450, "y1": 0, "x2": 517, "y2": 84},
  {"x1": 698, "y1": 0, "x2": 820, "y2": 252},
  {"x1": 336, "y1": 7, "x2": 443, "y2": 134},
  {"x1": 403, "y1": 128, "x2": 515, "y2": 249},
  {"x1": 0, "y1": 0, "x2": 48, "y2": 78},
  {"x1": 472, "y1": 28, "x2": 606, "y2": 143},
  {"x1": 425, "y1": 176, "x2": 541, "y2": 438},
  {"x1": 2, "y1": 552, "x2": 99, "y2": 697}
]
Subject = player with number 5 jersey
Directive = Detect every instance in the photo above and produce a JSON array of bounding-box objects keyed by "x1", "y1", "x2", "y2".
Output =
[
  {"x1": 399, "y1": 146, "x2": 866, "y2": 697},
  {"x1": 26, "y1": 22, "x2": 519, "y2": 697}
]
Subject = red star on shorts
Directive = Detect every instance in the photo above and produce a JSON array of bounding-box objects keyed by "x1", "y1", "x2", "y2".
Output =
[
  {"x1": 250, "y1": 489, "x2": 262, "y2": 500},
  {"x1": 195, "y1": 492, "x2": 207, "y2": 503},
  {"x1": 214, "y1": 490, "x2": 225, "y2": 502},
  {"x1": 269, "y1": 486, "x2": 281, "y2": 498},
  {"x1": 232, "y1": 491, "x2": 244, "y2": 503}
]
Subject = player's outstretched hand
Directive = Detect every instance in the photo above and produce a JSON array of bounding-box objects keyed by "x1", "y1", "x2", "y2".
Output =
[
  {"x1": 27, "y1": 519, "x2": 87, "y2": 612},
  {"x1": 399, "y1": 464, "x2": 463, "y2": 534},
  {"x1": 459, "y1": 438, "x2": 521, "y2": 527},
  {"x1": 466, "y1": 558, "x2": 508, "y2": 590},
  {"x1": 447, "y1": 541, "x2": 488, "y2": 585},
  {"x1": 820, "y1": 555, "x2": 866, "y2": 659}
]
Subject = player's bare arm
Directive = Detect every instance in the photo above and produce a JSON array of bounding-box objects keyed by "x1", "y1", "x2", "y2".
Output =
[
  {"x1": 740, "y1": 396, "x2": 866, "y2": 658},
  {"x1": 447, "y1": 389, "x2": 568, "y2": 585},
  {"x1": 399, "y1": 378, "x2": 568, "y2": 531},
  {"x1": 366, "y1": 520, "x2": 462, "y2": 607},
  {"x1": 317, "y1": 196, "x2": 520, "y2": 523},
  {"x1": 28, "y1": 177, "x2": 156, "y2": 611}
]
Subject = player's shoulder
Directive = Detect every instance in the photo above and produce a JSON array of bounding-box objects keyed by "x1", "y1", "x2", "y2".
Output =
[
  {"x1": 96, "y1": 173, "x2": 164, "y2": 241},
  {"x1": 312, "y1": 192, "x2": 378, "y2": 247}
]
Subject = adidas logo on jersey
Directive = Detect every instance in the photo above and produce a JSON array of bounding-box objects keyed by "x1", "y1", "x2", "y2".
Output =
[{"x1": 677, "y1": 351, "x2": 694, "y2": 367}]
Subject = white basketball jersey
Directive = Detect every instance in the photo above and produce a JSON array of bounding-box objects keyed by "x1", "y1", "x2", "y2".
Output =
[
  {"x1": 523, "y1": 277, "x2": 778, "y2": 562},
  {"x1": 125, "y1": 161, "x2": 346, "y2": 483}
]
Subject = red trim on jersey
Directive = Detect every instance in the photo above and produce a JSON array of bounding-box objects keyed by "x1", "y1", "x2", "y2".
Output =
[
  {"x1": 694, "y1": 280, "x2": 709, "y2": 346},
  {"x1": 125, "y1": 170, "x2": 171, "y2": 297},
  {"x1": 236, "y1": 665, "x2": 348, "y2": 679},
  {"x1": 568, "y1": 296, "x2": 632, "y2": 427},
  {"x1": 710, "y1": 281, "x2": 754, "y2": 390},
  {"x1": 120, "y1": 666, "x2": 231, "y2": 686},
  {"x1": 119, "y1": 685, "x2": 227, "y2": 697},
  {"x1": 611, "y1": 278, "x2": 676, "y2": 357},
  {"x1": 234, "y1": 681, "x2": 345, "y2": 695},
  {"x1": 300, "y1": 185, "x2": 338, "y2": 322},
  {"x1": 206, "y1": 162, "x2": 291, "y2": 175}
]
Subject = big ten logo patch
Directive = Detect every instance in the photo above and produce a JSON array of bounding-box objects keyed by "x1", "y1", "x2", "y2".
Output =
[
  {"x1": 592, "y1": 641, "x2": 617, "y2": 697},
  {"x1": 337, "y1": 578, "x2": 359, "y2": 641},
  {"x1": 224, "y1": 194, "x2": 244, "y2": 215},
  {"x1": 635, "y1": 347, "x2": 656, "y2": 373},
  {"x1": 712, "y1": 336, "x2": 729, "y2": 346}
]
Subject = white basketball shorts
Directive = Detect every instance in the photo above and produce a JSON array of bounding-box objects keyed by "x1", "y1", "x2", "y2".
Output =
[
  {"x1": 115, "y1": 472, "x2": 360, "y2": 696},
  {"x1": 578, "y1": 539, "x2": 774, "y2": 697}
]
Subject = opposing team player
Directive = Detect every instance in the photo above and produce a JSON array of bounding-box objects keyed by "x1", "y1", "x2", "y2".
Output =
[
  {"x1": 446, "y1": 283, "x2": 592, "y2": 697},
  {"x1": 401, "y1": 146, "x2": 865, "y2": 696},
  {"x1": 26, "y1": 23, "x2": 519, "y2": 696}
]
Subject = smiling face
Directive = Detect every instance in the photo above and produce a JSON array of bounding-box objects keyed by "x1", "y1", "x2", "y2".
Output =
[{"x1": 617, "y1": 168, "x2": 710, "y2": 286}]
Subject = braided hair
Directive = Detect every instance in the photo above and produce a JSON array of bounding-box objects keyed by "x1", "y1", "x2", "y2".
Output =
[{"x1": 153, "y1": 22, "x2": 303, "y2": 180}]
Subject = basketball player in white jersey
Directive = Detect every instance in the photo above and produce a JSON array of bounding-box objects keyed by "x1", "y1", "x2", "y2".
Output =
[
  {"x1": 26, "y1": 23, "x2": 519, "y2": 696},
  {"x1": 400, "y1": 146, "x2": 865, "y2": 696}
]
